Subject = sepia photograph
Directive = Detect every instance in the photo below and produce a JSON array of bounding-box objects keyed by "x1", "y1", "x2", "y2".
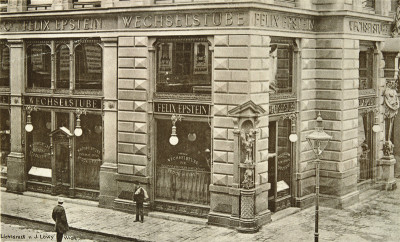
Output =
[{"x1": 0, "y1": 0, "x2": 400, "y2": 241}]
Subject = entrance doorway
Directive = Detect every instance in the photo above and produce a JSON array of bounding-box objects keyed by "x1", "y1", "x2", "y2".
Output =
[
  {"x1": 268, "y1": 119, "x2": 293, "y2": 212},
  {"x1": 50, "y1": 127, "x2": 73, "y2": 195}
]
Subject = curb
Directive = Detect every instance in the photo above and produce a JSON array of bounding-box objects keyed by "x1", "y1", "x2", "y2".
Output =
[{"x1": 1, "y1": 213, "x2": 151, "y2": 242}]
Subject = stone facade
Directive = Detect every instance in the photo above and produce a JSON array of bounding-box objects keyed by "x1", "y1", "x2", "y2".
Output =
[{"x1": 0, "y1": 0, "x2": 399, "y2": 232}]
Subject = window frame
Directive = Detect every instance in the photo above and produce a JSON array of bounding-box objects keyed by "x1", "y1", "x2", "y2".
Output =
[{"x1": 25, "y1": 39, "x2": 103, "y2": 95}]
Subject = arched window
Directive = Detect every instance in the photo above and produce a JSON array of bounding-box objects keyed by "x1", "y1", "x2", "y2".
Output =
[
  {"x1": 75, "y1": 42, "x2": 102, "y2": 90},
  {"x1": 56, "y1": 44, "x2": 70, "y2": 89},
  {"x1": 27, "y1": 44, "x2": 51, "y2": 88},
  {"x1": 0, "y1": 44, "x2": 10, "y2": 87}
]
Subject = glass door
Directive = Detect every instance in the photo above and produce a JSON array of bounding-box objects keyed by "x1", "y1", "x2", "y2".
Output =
[{"x1": 268, "y1": 119, "x2": 292, "y2": 212}]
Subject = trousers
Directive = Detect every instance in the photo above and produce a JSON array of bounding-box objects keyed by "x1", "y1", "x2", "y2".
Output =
[{"x1": 136, "y1": 202, "x2": 144, "y2": 221}]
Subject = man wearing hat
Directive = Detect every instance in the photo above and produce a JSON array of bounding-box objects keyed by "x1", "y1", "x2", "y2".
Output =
[{"x1": 52, "y1": 197, "x2": 69, "y2": 242}]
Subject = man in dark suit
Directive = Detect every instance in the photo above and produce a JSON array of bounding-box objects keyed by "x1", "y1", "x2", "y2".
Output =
[
  {"x1": 133, "y1": 183, "x2": 148, "y2": 223},
  {"x1": 52, "y1": 198, "x2": 69, "y2": 242}
]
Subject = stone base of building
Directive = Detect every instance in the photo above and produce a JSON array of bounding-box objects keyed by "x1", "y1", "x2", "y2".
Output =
[
  {"x1": 114, "y1": 198, "x2": 150, "y2": 215},
  {"x1": 319, "y1": 191, "x2": 360, "y2": 209},
  {"x1": 6, "y1": 152, "x2": 26, "y2": 194},
  {"x1": 208, "y1": 210, "x2": 271, "y2": 232},
  {"x1": 98, "y1": 163, "x2": 118, "y2": 208},
  {"x1": 295, "y1": 194, "x2": 315, "y2": 209}
]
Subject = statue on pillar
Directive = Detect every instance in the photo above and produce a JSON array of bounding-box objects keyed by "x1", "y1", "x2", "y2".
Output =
[
  {"x1": 240, "y1": 129, "x2": 256, "y2": 164},
  {"x1": 383, "y1": 80, "x2": 399, "y2": 156}
]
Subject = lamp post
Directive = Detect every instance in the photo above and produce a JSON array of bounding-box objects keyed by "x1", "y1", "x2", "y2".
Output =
[{"x1": 306, "y1": 112, "x2": 332, "y2": 242}]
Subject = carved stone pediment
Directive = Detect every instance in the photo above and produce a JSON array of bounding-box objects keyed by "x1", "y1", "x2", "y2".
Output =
[{"x1": 228, "y1": 100, "x2": 266, "y2": 119}]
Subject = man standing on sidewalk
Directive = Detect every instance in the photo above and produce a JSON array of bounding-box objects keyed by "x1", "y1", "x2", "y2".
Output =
[
  {"x1": 133, "y1": 183, "x2": 148, "y2": 223},
  {"x1": 52, "y1": 198, "x2": 69, "y2": 242}
]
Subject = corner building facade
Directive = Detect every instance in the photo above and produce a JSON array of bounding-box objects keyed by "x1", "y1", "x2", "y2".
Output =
[{"x1": 1, "y1": 0, "x2": 399, "y2": 231}]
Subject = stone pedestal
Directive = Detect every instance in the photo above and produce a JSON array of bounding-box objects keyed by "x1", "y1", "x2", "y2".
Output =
[
  {"x1": 6, "y1": 152, "x2": 25, "y2": 193},
  {"x1": 378, "y1": 156, "x2": 397, "y2": 190},
  {"x1": 237, "y1": 189, "x2": 258, "y2": 233}
]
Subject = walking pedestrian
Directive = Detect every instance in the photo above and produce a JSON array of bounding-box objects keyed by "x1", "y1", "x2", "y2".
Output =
[
  {"x1": 133, "y1": 183, "x2": 148, "y2": 223},
  {"x1": 52, "y1": 197, "x2": 69, "y2": 242}
]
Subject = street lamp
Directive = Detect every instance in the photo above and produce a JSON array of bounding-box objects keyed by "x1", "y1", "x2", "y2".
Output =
[{"x1": 306, "y1": 112, "x2": 332, "y2": 242}]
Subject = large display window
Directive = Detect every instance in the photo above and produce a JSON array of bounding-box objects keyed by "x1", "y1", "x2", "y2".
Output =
[
  {"x1": 156, "y1": 37, "x2": 211, "y2": 94},
  {"x1": 156, "y1": 119, "x2": 211, "y2": 205},
  {"x1": 75, "y1": 113, "x2": 102, "y2": 190},
  {"x1": 27, "y1": 111, "x2": 52, "y2": 182},
  {"x1": 0, "y1": 109, "x2": 10, "y2": 168}
]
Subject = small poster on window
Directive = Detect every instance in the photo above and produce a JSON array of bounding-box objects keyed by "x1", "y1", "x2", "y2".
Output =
[
  {"x1": 158, "y1": 42, "x2": 172, "y2": 74},
  {"x1": 193, "y1": 42, "x2": 208, "y2": 74},
  {"x1": 84, "y1": 45, "x2": 102, "y2": 74}
]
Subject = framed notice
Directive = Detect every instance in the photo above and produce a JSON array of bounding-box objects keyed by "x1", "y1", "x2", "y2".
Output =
[{"x1": 193, "y1": 42, "x2": 208, "y2": 74}]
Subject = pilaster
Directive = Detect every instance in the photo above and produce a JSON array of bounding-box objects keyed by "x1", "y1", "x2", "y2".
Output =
[
  {"x1": 6, "y1": 39, "x2": 25, "y2": 193},
  {"x1": 208, "y1": 34, "x2": 271, "y2": 231},
  {"x1": 298, "y1": 38, "x2": 360, "y2": 209},
  {"x1": 99, "y1": 37, "x2": 118, "y2": 208},
  {"x1": 114, "y1": 36, "x2": 150, "y2": 212}
]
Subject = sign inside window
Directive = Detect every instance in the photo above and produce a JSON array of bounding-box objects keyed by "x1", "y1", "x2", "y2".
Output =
[{"x1": 24, "y1": 96, "x2": 102, "y2": 109}]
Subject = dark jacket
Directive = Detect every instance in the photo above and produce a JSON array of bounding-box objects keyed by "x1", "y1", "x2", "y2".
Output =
[
  {"x1": 52, "y1": 205, "x2": 69, "y2": 233},
  {"x1": 133, "y1": 186, "x2": 148, "y2": 204}
]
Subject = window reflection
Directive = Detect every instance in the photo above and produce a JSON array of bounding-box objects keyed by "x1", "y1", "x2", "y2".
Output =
[
  {"x1": 27, "y1": 44, "x2": 51, "y2": 88},
  {"x1": 0, "y1": 44, "x2": 10, "y2": 87},
  {"x1": 56, "y1": 44, "x2": 70, "y2": 89},
  {"x1": 156, "y1": 39, "x2": 211, "y2": 94},
  {"x1": 75, "y1": 43, "x2": 102, "y2": 90}
]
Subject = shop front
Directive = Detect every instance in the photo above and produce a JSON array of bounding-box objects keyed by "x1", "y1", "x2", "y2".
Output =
[{"x1": 24, "y1": 96, "x2": 103, "y2": 200}]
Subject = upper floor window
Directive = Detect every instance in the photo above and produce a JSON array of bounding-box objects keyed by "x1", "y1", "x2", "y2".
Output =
[
  {"x1": 270, "y1": 38, "x2": 294, "y2": 94},
  {"x1": 75, "y1": 42, "x2": 102, "y2": 90},
  {"x1": 27, "y1": 43, "x2": 51, "y2": 88},
  {"x1": 156, "y1": 37, "x2": 211, "y2": 94},
  {"x1": 359, "y1": 42, "x2": 374, "y2": 90},
  {"x1": 26, "y1": 39, "x2": 102, "y2": 92},
  {"x1": 0, "y1": 43, "x2": 10, "y2": 87}
]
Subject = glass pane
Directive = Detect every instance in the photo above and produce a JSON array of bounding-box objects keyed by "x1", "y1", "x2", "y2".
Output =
[
  {"x1": 27, "y1": 44, "x2": 51, "y2": 88},
  {"x1": 357, "y1": 113, "x2": 373, "y2": 181},
  {"x1": 75, "y1": 43, "x2": 102, "y2": 90},
  {"x1": 156, "y1": 119, "x2": 211, "y2": 205},
  {"x1": 0, "y1": 44, "x2": 10, "y2": 87},
  {"x1": 28, "y1": 111, "x2": 52, "y2": 183},
  {"x1": 56, "y1": 112, "x2": 69, "y2": 129},
  {"x1": 359, "y1": 50, "x2": 373, "y2": 90},
  {"x1": 270, "y1": 43, "x2": 293, "y2": 94},
  {"x1": 56, "y1": 45, "x2": 70, "y2": 89},
  {"x1": 156, "y1": 40, "x2": 211, "y2": 94},
  {"x1": 0, "y1": 109, "x2": 10, "y2": 167},
  {"x1": 75, "y1": 114, "x2": 102, "y2": 190}
]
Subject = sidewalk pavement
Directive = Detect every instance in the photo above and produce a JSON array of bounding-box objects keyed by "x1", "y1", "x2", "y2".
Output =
[{"x1": 1, "y1": 184, "x2": 400, "y2": 242}]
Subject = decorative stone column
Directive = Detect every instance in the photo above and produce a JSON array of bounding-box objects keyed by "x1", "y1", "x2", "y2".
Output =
[
  {"x1": 6, "y1": 39, "x2": 25, "y2": 193},
  {"x1": 99, "y1": 37, "x2": 118, "y2": 208}
]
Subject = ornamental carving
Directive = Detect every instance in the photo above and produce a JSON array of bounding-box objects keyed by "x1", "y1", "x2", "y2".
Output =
[
  {"x1": 383, "y1": 80, "x2": 399, "y2": 156},
  {"x1": 240, "y1": 129, "x2": 256, "y2": 164},
  {"x1": 383, "y1": 82, "x2": 399, "y2": 119}
]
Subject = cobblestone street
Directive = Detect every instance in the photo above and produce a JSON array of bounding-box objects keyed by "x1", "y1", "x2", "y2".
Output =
[{"x1": 1, "y1": 183, "x2": 400, "y2": 242}]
